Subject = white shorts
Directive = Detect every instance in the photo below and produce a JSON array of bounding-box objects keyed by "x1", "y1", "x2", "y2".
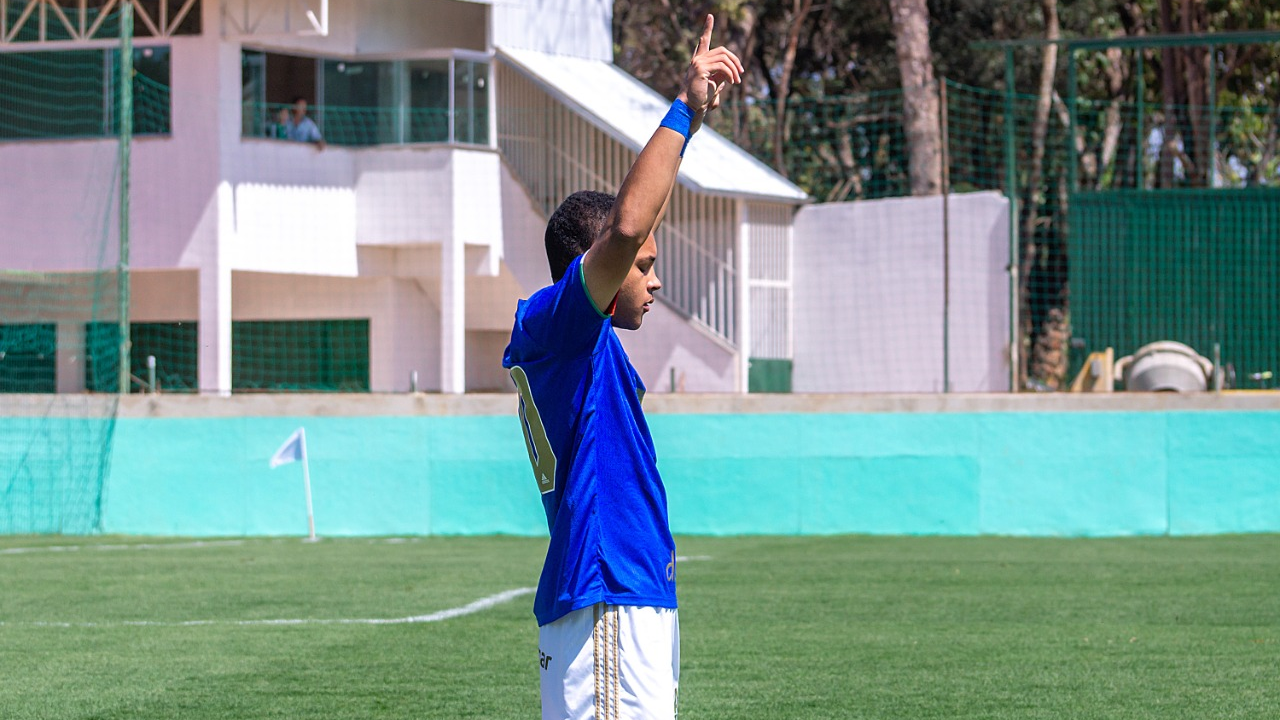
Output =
[{"x1": 538, "y1": 603, "x2": 680, "y2": 720}]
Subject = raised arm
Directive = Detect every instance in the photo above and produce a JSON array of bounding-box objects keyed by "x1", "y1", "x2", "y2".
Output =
[{"x1": 582, "y1": 14, "x2": 742, "y2": 312}]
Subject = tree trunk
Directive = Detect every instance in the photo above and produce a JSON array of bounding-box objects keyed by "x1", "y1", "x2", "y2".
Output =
[
  {"x1": 1098, "y1": 47, "x2": 1127, "y2": 187},
  {"x1": 1157, "y1": 0, "x2": 1183, "y2": 187},
  {"x1": 888, "y1": 0, "x2": 940, "y2": 196},
  {"x1": 1020, "y1": 0, "x2": 1058, "y2": 387},
  {"x1": 733, "y1": 6, "x2": 761, "y2": 148},
  {"x1": 1178, "y1": 0, "x2": 1210, "y2": 186},
  {"x1": 773, "y1": 0, "x2": 816, "y2": 174}
]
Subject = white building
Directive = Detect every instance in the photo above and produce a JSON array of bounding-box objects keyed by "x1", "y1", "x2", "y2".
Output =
[{"x1": 0, "y1": 0, "x2": 807, "y2": 395}]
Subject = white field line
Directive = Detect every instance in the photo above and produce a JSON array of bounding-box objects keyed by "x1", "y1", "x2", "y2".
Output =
[
  {"x1": 1, "y1": 540, "x2": 715, "y2": 558},
  {"x1": 2, "y1": 587, "x2": 536, "y2": 629},
  {"x1": 0, "y1": 540, "x2": 247, "y2": 555},
  {"x1": 1, "y1": 538, "x2": 430, "y2": 555},
  {"x1": 1, "y1": 551, "x2": 711, "y2": 628}
]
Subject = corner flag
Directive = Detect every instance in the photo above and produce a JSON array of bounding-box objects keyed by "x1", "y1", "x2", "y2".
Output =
[
  {"x1": 270, "y1": 428, "x2": 306, "y2": 468},
  {"x1": 269, "y1": 427, "x2": 316, "y2": 542}
]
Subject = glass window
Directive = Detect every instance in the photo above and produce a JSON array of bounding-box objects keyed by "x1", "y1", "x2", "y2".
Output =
[
  {"x1": 322, "y1": 59, "x2": 398, "y2": 146},
  {"x1": 407, "y1": 60, "x2": 450, "y2": 143},
  {"x1": 241, "y1": 50, "x2": 319, "y2": 140},
  {"x1": 0, "y1": 324, "x2": 56, "y2": 394},
  {"x1": 0, "y1": 47, "x2": 170, "y2": 141},
  {"x1": 241, "y1": 49, "x2": 268, "y2": 137},
  {"x1": 240, "y1": 50, "x2": 490, "y2": 148},
  {"x1": 125, "y1": 46, "x2": 172, "y2": 135},
  {"x1": 454, "y1": 60, "x2": 489, "y2": 145}
]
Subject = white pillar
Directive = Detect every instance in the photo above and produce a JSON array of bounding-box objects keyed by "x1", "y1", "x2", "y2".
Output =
[
  {"x1": 197, "y1": 263, "x2": 232, "y2": 396},
  {"x1": 735, "y1": 200, "x2": 751, "y2": 393},
  {"x1": 192, "y1": 4, "x2": 234, "y2": 396},
  {"x1": 198, "y1": 182, "x2": 234, "y2": 396},
  {"x1": 55, "y1": 322, "x2": 86, "y2": 393},
  {"x1": 368, "y1": 278, "x2": 397, "y2": 392},
  {"x1": 440, "y1": 234, "x2": 466, "y2": 393}
]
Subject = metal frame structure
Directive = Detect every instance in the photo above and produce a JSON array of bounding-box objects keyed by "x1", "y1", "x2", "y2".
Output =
[
  {"x1": 0, "y1": 0, "x2": 200, "y2": 43},
  {"x1": 221, "y1": 0, "x2": 326, "y2": 37}
]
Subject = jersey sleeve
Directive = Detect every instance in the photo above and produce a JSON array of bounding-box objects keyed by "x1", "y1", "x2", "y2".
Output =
[{"x1": 513, "y1": 255, "x2": 610, "y2": 359}]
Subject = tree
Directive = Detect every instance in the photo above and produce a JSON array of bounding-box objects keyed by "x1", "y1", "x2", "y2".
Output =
[
  {"x1": 771, "y1": 0, "x2": 818, "y2": 173},
  {"x1": 888, "y1": 0, "x2": 941, "y2": 195},
  {"x1": 1022, "y1": 0, "x2": 1061, "y2": 388}
]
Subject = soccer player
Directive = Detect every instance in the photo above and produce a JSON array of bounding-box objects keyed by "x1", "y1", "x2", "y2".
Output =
[{"x1": 502, "y1": 14, "x2": 742, "y2": 720}]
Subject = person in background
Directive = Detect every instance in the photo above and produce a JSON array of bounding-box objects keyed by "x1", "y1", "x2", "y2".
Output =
[{"x1": 282, "y1": 96, "x2": 325, "y2": 150}]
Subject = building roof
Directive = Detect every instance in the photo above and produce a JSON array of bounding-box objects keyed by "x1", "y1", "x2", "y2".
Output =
[{"x1": 497, "y1": 47, "x2": 810, "y2": 204}]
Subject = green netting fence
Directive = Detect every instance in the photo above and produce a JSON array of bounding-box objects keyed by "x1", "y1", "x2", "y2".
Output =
[
  {"x1": 0, "y1": 47, "x2": 171, "y2": 140},
  {"x1": 2, "y1": 22, "x2": 1279, "y2": 532},
  {"x1": 1070, "y1": 189, "x2": 1279, "y2": 387},
  {"x1": 711, "y1": 75, "x2": 1279, "y2": 389},
  {"x1": 241, "y1": 102, "x2": 489, "y2": 147},
  {"x1": 1, "y1": 55, "x2": 1276, "y2": 398}
]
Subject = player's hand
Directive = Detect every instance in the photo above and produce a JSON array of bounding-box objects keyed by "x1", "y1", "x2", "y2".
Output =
[{"x1": 677, "y1": 15, "x2": 743, "y2": 134}]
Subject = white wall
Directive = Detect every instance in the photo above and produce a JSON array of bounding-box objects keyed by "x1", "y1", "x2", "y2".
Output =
[
  {"x1": 233, "y1": 270, "x2": 440, "y2": 392},
  {"x1": 0, "y1": 139, "x2": 125, "y2": 271},
  {"x1": 230, "y1": 181, "x2": 359, "y2": 275},
  {"x1": 619, "y1": 302, "x2": 737, "y2": 393},
  {"x1": 223, "y1": 0, "x2": 486, "y2": 55},
  {"x1": 355, "y1": 0, "x2": 487, "y2": 54},
  {"x1": 490, "y1": 0, "x2": 612, "y2": 61},
  {"x1": 0, "y1": 31, "x2": 226, "y2": 273},
  {"x1": 497, "y1": 161, "x2": 553, "y2": 294},
  {"x1": 355, "y1": 149, "x2": 454, "y2": 245},
  {"x1": 450, "y1": 150, "x2": 505, "y2": 276},
  {"x1": 792, "y1": 192, "x2": 1010, "y2": 393}
]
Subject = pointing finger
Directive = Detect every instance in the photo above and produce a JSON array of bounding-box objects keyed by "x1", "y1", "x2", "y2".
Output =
[{"x1": 696, "y1": 14, "x2": 714, "y2": 57}]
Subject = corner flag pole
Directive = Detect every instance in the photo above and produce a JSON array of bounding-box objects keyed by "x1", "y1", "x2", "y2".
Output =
[
  {"x1": 300, "y1": 428, "x2": 316, "y2": 542},
  {"x1": 269, "y1": 427, "x2": 317, "y2": 542}
]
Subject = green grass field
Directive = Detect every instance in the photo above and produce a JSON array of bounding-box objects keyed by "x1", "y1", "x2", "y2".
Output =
[{"x1": 2, "y1": 534, "x2": 1278, "y2": 719}]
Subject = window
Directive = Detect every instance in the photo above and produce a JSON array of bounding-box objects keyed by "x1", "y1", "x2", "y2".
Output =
[
  {"x1": 84, "y1": 322, "x2": 197, "y2": 393},
  {"x1": 232, "y1": 320, "x2": 370, "y2": 392},
  {"x1": 407, "y1": 59, "x2": 450, "y2": 143},
  {"x1": 452, "y1": 59, "x2": 488, "y2": 145},
  {"x1": 0, "y1": 47, "x2": 171, "y2": 141},
  {"x1": 241, "y1": 49, "x2": 489, "y2": 147},
  {"x1": 0, "y1": 324, "x2": 56, "y2": 393},
  {"x1": 322, "y1": 58, "x2": 399, "y2": 145}
]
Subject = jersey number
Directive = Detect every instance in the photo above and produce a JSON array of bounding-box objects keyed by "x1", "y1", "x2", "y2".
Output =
[{"x1": 510, "y1": 366, "x2": 557, "y2": 495}]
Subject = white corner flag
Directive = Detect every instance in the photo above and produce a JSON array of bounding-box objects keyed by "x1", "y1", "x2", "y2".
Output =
[
  {"x1": 269, "y1": 428, "x2": 305, "y2": 468},
  {"x1": 269, "y1": 427, "x2": 316, "y2": 542}
]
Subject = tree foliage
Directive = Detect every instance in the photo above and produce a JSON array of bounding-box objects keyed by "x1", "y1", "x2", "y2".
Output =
[
  {"x1": 613, "y1": 0, "x2": 1279, "y2": 193},
  {"x1": 613, "y1": 0, "x2": 1279, "y2": 390}
]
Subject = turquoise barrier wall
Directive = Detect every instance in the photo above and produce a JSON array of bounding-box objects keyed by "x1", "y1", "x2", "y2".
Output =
[{"x1": 88, "y1": 408, "x2": 1280, "y2": 537}]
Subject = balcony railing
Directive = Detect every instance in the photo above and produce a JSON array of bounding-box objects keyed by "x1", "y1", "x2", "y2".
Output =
[{"x1": 242, "y1": 102, "x2": 489, "y2": 148}]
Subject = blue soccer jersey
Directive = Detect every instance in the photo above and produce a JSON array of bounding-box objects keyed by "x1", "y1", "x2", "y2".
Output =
[{"x1": 503, "y1": 254, "x2": 677, "y2": 626}]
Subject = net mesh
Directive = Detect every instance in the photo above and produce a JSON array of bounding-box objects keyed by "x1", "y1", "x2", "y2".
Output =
[
  {"x1": 710, "y1": 51, "x2": 1279, "y2": 391},
  {"x1": 3, "y1": 24, "x2": 1280, "y2": 528}
]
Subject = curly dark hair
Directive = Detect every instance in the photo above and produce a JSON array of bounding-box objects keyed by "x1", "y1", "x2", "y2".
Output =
[{"x1": 544, "y1": 190, "x2": 616, "y2": 282}]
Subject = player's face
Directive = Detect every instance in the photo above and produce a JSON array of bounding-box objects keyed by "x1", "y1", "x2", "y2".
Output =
[{"x1": 612, "y1": 234, "x2": 661, "y2": 331}]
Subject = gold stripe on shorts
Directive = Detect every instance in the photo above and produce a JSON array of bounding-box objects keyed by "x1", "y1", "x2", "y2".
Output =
[
  {"x1": 593, "y1": 604, "x2": 622, "y2": 720},
  {"x1": 593, "y1": 605, "x2": 604, "y2": 719},
  {"x1": 612, "y1": 606, "x2": 621, "y2": 720}
]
